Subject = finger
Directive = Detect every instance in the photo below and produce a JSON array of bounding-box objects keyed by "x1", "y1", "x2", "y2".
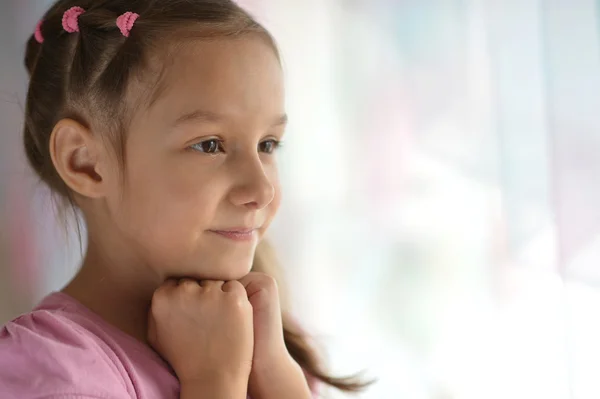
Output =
[
  {"x1": 238, "y1": 272, "x2": 277, "y2": 298},
  {"x1": 199, "y1": 280, "x2": 224, "y2": 290},
  {"x1": 238, "y1": 272, "x2": 260, "y2": 290},
  {"x1": 222, "y1": 280, "x2": 245, "y2": 295},
  {"x1": 161, "y1": 279, "x2": 178, "y2": 289},
  {"x1": 154, "y1": 278, "x2": 178, "y2": 296},
  {"x1": 178, "y1": 278, "x2": 201, "y2": 292},
  {"x1": 163, "y1": 278, "x2": 179, "y2": 285},
  {"x1": 177, "y1": 278, "x2": 198, "y2": 285}
]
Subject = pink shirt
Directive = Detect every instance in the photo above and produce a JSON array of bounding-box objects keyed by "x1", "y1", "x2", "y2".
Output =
[
  {"x1": 0, "y1": 293, "x2": 317, "y2": 399},
  {"x1": 0, "y1": 292, "x2": 180, "y2": 398}
]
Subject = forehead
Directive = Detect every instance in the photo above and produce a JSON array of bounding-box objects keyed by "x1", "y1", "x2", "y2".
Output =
[{"x1": 141, "y1": 36, "x2": 285, "y2": 125}]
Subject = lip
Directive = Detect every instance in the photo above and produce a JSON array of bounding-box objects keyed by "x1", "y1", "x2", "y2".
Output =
[{"x1": 209, "y1": 228, "x2": 257, "y2": 242}]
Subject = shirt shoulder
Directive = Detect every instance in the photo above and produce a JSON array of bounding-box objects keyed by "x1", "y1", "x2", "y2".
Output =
[{"x1": 0, "y1": 308, "x2": 132, "y2": 399}]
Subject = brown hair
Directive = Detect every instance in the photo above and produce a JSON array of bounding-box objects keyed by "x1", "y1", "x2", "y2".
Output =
[{"x1": 24, "y1": 0, "x2": 370, "y2": 393}]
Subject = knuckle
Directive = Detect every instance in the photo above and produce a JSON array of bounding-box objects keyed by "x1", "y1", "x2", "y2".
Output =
[
  {"x1": 152, "y1": 286, "x2": 169, "y2": 304},
  {"x1": 228, "y1": 292, "x2": 250, "y2": 309},
  {"x1": 225, "y1": 280, "x2": 244, "y2": 291},
  {"x1": 179, "y1": 279, "x2": 198, "y2": 291},
  {"x1": 260, "y1": 274, "x2": 278, "y2": 292},
  {"x1": 150, "y1": 294, "x2": 167, "y2": 316},
  {"x1": 201, "y1": 280, "x2": 223, "y2": 292},
  {"x1": 178, "y1": 282, "x2": 201, "y2": 298}
]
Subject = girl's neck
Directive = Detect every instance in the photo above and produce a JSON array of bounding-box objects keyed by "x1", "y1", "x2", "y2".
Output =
[{"x1": 62, "y1": 239, "x2": 162, "y2": 344}]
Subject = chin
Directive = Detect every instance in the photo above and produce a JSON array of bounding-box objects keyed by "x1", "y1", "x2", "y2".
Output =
[
  {"x1": 210, "y1": 264, "x2": 252, "y2": 281},
  {"x1": 172, "y1": 255, "x2": 253, "y2": 282}
]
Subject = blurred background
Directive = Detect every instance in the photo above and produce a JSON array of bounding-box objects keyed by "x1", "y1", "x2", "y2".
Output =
[{"x1": 2, "y1": 0, "x2": 600, "y2": 398}]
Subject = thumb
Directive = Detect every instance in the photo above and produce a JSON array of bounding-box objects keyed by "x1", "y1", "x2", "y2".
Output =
[
  {"x1": 238, "y1": 272, "x2": 280, "y2": 313},
  {"x1": 238, "y1": 272, "x2": 284, "y2": 345}
]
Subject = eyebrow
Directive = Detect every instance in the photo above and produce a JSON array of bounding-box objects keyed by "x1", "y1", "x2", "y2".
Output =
[{"x1": 173, "y1": 109, "x2": 288, "y2": 127}]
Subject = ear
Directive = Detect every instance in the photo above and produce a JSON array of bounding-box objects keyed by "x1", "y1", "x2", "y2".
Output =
[{"x1": 49, "y1": 118, "x2": 107, "y2": 199}]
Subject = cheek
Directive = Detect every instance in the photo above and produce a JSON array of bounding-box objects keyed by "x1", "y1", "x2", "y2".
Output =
[{"x1": 117, "y1": 155, "x2": 222, "y2": 244}]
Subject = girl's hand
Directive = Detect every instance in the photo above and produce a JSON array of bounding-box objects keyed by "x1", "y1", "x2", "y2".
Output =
[
  {"x1": 239, "y1": 272, "x2": 312, "y2": 399},
  {"x1": 148, "y1": 279, "x2": 253, "y2": 396}
]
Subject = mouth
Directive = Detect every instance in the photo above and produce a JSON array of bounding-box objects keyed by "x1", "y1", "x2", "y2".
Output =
[{"x1": 209, "y1": 228, "x2": 258, "y2": 242}]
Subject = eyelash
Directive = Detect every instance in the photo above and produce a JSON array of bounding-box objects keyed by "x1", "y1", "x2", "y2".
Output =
[{"x1": 189, "y1": 139, "x2": 283, "y2": 155}]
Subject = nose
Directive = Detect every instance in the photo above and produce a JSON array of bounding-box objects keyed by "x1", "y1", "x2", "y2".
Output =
[{"x1": 228, "y1": 155, "x2": 276, "y2": 210}]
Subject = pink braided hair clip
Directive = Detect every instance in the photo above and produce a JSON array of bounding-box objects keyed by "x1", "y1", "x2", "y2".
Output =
[
  {"x1": 34, "y1": 20, "x2": 44, "y2": 43},
  {"x1": 34, "y1": 7, "x2": 139, "y2": 44},
  {"x1": 116, "y1": 12, "x2": 140, "y2": 38},
  {"x1": 62, "y1": 6, "x2": 85, "y2": 33}
]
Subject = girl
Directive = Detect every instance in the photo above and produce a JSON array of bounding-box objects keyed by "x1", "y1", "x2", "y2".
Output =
[{"x1": 0, "y1": 0, "x2": 368, "y2": 398}]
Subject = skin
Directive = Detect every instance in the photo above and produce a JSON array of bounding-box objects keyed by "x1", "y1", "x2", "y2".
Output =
[{"x1": 49, "y1": 35, "x2": 311, "y2": 399}]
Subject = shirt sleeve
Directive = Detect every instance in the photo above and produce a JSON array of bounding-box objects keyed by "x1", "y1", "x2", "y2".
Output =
[{"x1": 0, "y1": 311, "x2": 132, "y2": 399}]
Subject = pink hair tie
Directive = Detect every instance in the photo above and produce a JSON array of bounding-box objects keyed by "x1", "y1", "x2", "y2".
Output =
[
  {"x1": 116, "y1": 12, "x2": 139, "y2": 38},
  {"x1": 34, "y1": 20, "x2": 44, "y2": 43},
  {"x1": 62, "y1": 6, "x2": 85, "y2": 33}
]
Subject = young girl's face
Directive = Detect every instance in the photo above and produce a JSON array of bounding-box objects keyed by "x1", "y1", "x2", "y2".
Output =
[{"x1": 104, "y1": 36, "x2": 285, "y2": 281}]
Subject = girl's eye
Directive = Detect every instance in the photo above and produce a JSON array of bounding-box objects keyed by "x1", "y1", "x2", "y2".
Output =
[
  {"x1": 190, "y1": 139, "x2": 223, "y2": 154},
  {"x1": 259, "y1": 139, "x2": 281, "y2": 154}
]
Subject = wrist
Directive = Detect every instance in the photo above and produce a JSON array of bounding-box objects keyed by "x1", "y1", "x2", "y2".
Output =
[
  {"x1": 180, "y1": 370, "x2": 248, "y2": 399},
  {"x1": 251, "y1": 342, "x2": 290, "y2": 371},
  {"x1": 249, "y1": 355, "x2": 311, "y2": 399}
]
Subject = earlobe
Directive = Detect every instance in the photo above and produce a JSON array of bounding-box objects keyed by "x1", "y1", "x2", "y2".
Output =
[{"x1": 49, "y1": 118, "x2": 106, "y2": 199}]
